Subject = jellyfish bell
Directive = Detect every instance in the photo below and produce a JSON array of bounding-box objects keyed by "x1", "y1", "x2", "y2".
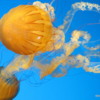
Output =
[
  {"x1": 0, "y1": 5, "x2": 53, "y2": 55},
  {"x1": 0, "y1": 67, "x2": 19, "y2": 100}
]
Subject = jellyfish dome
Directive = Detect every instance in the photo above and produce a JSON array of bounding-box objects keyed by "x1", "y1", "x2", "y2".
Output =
[
  {"x1": 0, "y1": 67, "x2": 19, "y2": 100},
  {"x1": 0, "y1": 5, "x2": 53, "y2": 55}
]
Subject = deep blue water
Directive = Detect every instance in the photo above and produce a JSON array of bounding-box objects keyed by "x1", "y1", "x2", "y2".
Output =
[{"x1": 0, "y1": 0, "x2": 100, "y2": 100}]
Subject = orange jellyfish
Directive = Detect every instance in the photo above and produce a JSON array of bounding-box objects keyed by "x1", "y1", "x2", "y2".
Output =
[
  {"x1": 0, "y1": 67, "x2": 19, "y2": 100},
  {"x1": 0, "y1": 5, "x2": 53, "y2": 55}
]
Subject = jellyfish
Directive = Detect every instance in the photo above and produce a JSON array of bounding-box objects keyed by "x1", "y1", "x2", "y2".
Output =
[
  {"x1": 0, "y1": 1, "x2": 100, "y2": 100},
  {"x1": 0, "y1": 67, "x2": 19, "y2": 100},
  {"x1": 0, "y1": 5, "x2": 53, "y2": 55}
]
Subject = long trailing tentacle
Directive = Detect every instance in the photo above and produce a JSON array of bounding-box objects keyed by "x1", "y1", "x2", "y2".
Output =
[{"x1": 59, "y1": 2, "x2": 100, "y2": 33}]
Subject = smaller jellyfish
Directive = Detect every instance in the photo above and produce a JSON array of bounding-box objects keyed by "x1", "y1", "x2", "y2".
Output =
[{"x1": 0, "y1": 67, "x2": 19, "y2": 100}]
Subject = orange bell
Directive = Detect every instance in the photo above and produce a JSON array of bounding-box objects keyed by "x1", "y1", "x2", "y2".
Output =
[
  {"x1": 0, "y1": 67, "x2": 19, "y2": 100},
  {"x1": 0, "y1": 5, "x2": 52, "y2": 55}
]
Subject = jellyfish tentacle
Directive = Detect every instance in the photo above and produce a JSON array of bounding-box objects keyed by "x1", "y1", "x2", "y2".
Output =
[
  {"x1": 33, "y1": 1, "x2": 55, "y2": 21},
  {"x1": 1, "y1": 54, "x2": 34, "y2": 78},
  {"x1": 42, "y1": 28, "x2": 65, "y2": 52},
  {"x1": 59, "y1": 2, "x2": 100, "y2": 33},
  {"x1": 31, "y1": 29, "x2": 100, "y2": 78}
]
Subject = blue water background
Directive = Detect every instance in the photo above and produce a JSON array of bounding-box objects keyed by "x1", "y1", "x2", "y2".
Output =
[{"x1": 0, "y1": 0, "x2": 100, "y2": 100}]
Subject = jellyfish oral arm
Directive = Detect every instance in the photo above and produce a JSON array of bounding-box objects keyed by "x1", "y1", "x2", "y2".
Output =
[
  {"x1": 0, "y1": 55, "x2": 34, "y2": 78},
  {"x1": 33, "y1": 1, "x2": 55, "y2": 21},
  {"x1": 32, "y1": 29, "x2": 100, "y2": 78},
  {"x1": 59, "y1": 2, "x2": 100, "y2": 33}
]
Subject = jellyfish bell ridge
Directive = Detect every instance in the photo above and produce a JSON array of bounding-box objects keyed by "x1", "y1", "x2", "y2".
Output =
[{"x1": 0, "y1": 5, "x2": 53, "y2": 55}]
